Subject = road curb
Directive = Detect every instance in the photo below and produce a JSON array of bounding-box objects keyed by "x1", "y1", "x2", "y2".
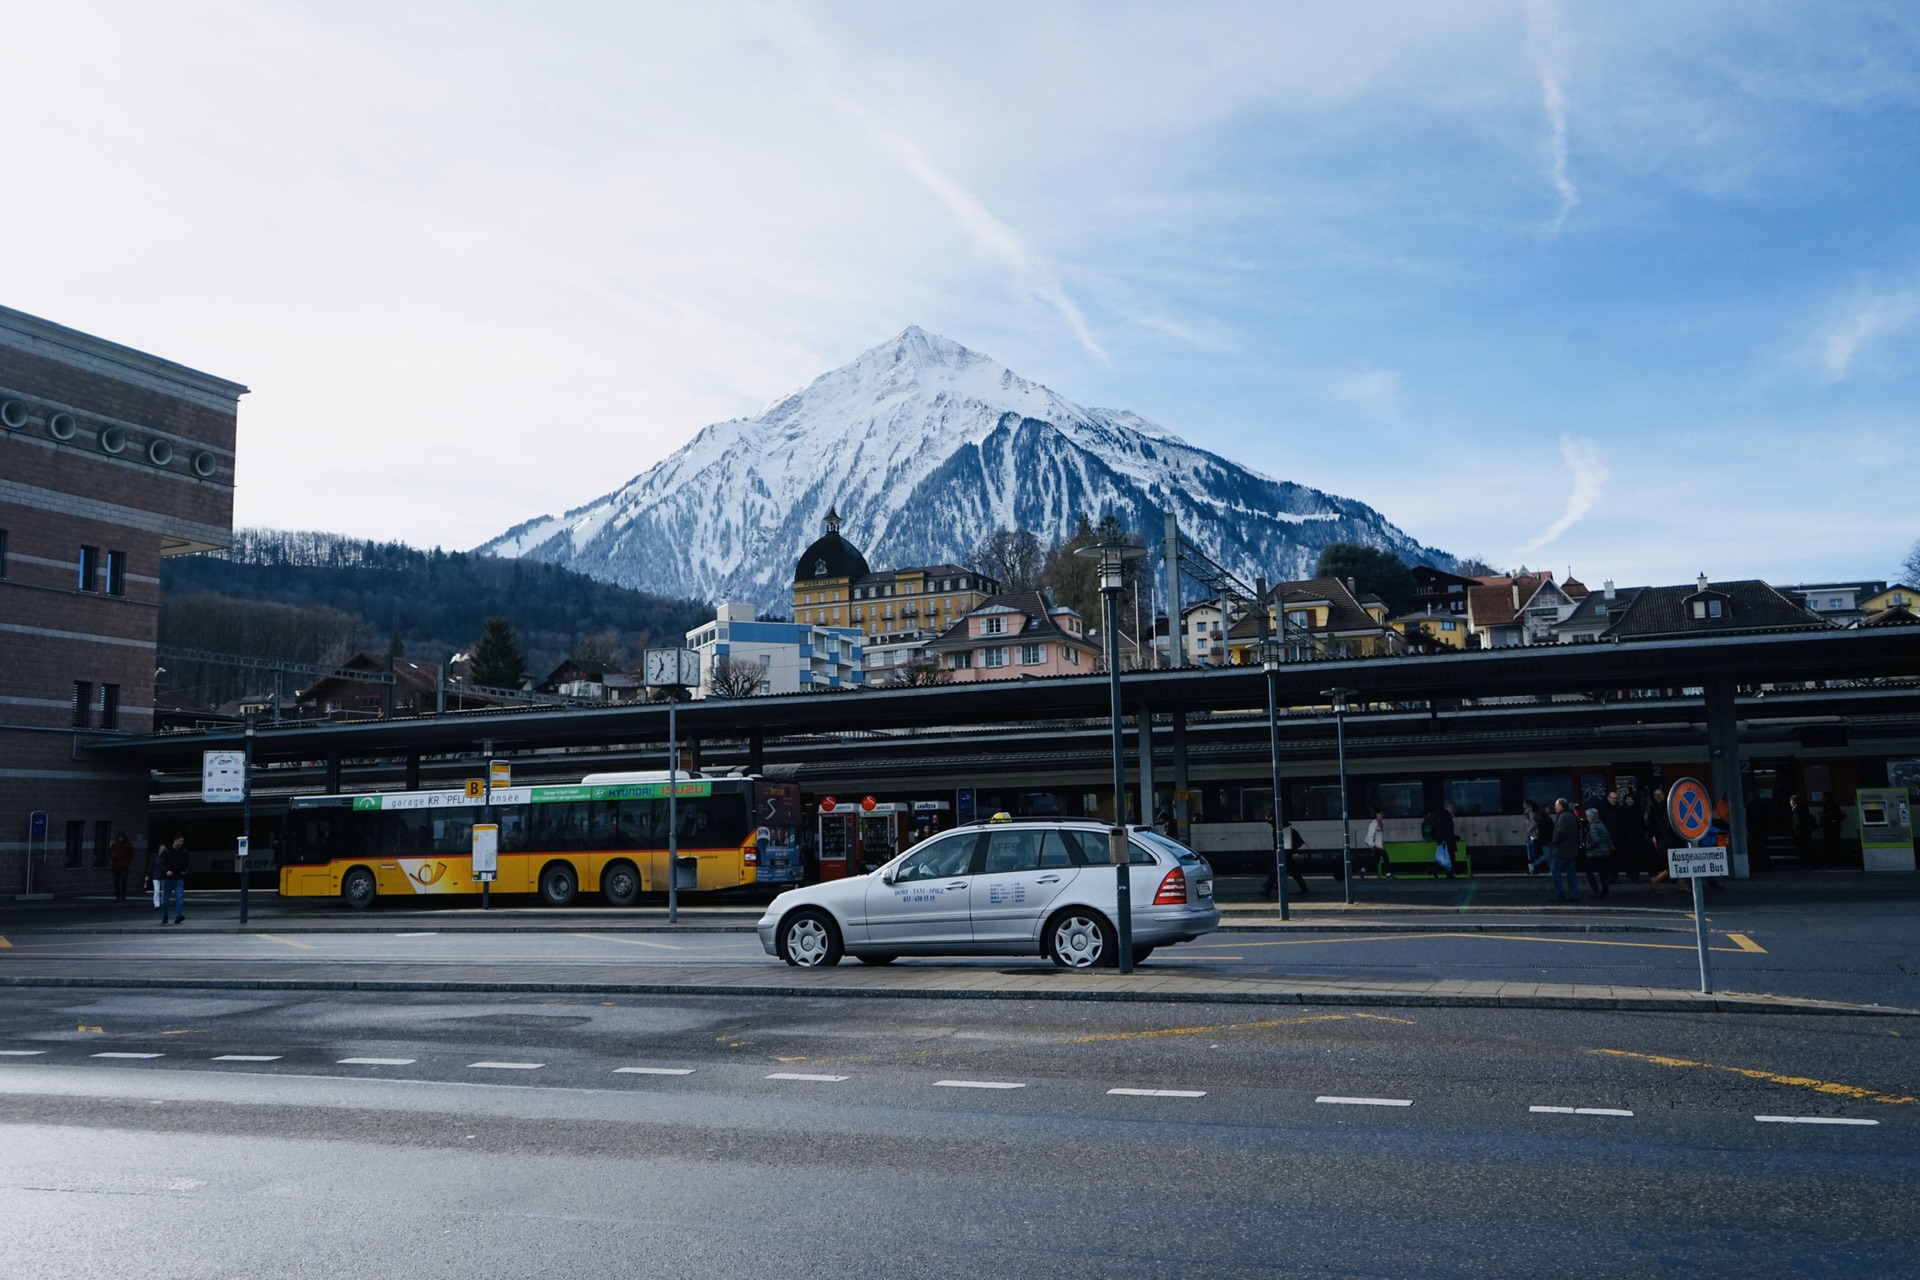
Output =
[
  {"x1": 0, "y1": 974, "x2": 1906, "y2": 1017},
  {"x1": 1, "y1": 920, "x2": 1688, "y2": 937}
]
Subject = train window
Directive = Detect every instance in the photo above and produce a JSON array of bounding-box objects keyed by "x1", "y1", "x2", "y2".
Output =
[
  {"x1": 1374, "y1": 781, "x2": 1424, "y2": 818},
  {"x1": 1522, "y1": 773, "x2": 1572, "y2": 807},
  {"x1": 1296, "y1": 785, "x2": 1345, "y2": 820},
  {"x1": 1444, "y1": 779, "x2": 1504, "y2": 815}
]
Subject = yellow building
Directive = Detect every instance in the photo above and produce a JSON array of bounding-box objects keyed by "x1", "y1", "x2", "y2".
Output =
[
  {"x1": 790, "y1": 509, "x2": 998, "y2": 637},
  {"x1": 1859, "y1": 583, "x2": 1919, "y2": 616}
]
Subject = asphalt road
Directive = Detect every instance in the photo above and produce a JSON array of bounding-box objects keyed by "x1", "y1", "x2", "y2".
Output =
[
  {"x1": 4, "y1": 895, "x2": 1915, "y2": 1006},
  {"x1": 2, "y1": 988, "x2": 1915, "y2": 1277}
]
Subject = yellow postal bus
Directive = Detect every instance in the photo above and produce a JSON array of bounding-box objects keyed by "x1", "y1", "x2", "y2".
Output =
[{"x1": 277, "y1": 771, "x2": 801, "y2": 908}]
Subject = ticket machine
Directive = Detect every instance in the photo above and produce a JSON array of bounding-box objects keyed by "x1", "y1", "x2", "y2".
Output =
[
  {"x1": 816, "y1": 806, "x2": 857, "y2": 881},
  {"x1": 1856, "y1": 788, "x2": 1915, "y2": 872}
]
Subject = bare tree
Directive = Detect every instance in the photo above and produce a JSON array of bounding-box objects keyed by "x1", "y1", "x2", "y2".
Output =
[
  {"x1": 571, "y1": 630, "x2": 627, "y2": 668},
  {"x1": 706, "y1": 654, "x2": 766, "y2": 699},
  {"x1": 970, "y1": 529, "x2": 1044, "y2": 593},
  {"x1": 888, "y1": 658, "x2": 953, "y2": 687},
  {"x1": 1904, "y1": 538, "x2": 1920, "y2": 587}
]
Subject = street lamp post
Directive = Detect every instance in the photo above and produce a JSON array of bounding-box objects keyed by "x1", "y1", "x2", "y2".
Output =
[
  {"x1": 1076, "y1": 537, "x2": 1147, "y2": 974},
  {"x1": 1262, "y1": 641, "x2": 1289, "y2": 922},
  {"x1": 239, "y1": 711, "x2": 254, "y2": 924},
  {"x1": 1323, "y1": 688, "x2": 1357, "y2": 905}
]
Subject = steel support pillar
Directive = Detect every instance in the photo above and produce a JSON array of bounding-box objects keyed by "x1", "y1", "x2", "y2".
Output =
[
  {"x1": 1137, "y1": 704, "x2": 1156, "y2": 830},
  {"x1": 405, "y1": 754, "x2": 421, "y2": 792},
  {"x1": 325, "y1": 753, "x2": 341, "y2": 794},
  {"x1": 1171, "y1": 712, "x2": 1190, "y2": 842},
  {"x1": 749, "y1": 731, "x2": 764, "y2": 776},
  {"x1": 1705, "y1": 680, "x2": 1751, "y2": 877}
]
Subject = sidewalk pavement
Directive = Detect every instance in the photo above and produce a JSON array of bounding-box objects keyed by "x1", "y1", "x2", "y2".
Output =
[{"x1": 1, "y1": 959, "x2": 1907, "y2": 1018}]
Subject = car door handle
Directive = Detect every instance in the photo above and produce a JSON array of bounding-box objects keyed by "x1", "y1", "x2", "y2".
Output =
[
  {"x1": 945, "y1": 881, "x2": 968, "y2": 890},
  {"x1": 1036, "y1": 875, "x2": 1061, "y2": 883}
]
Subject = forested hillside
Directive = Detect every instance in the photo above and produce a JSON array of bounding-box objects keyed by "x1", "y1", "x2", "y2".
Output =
[{"x1": 159, "y1": 529, "x2": 706, "y2": 707}]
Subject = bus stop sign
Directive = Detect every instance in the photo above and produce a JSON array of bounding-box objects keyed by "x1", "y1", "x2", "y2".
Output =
[{"x1": 1668, "y1": 777, "x2": 1713, "y2": 844}]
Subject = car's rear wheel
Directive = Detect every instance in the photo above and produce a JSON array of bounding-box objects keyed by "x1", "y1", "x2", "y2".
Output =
[
  {"x1": 855, "y1": 953, "x2": 897, "y2": 966},
  {"x1": 539, "y1": 863, "x2": 578, "y2": 907},
  {"x1": 341, "y1": 867, "x2": 376, "y2": 910},
  {"x1": 1047, "y1": 910, "x2": 1112, "y2": 969},
  {"x1": 602, "y1": 861, "x2": 640, "y2": 907},
  {"x1": 780, "y1": 910, "x2": 842, "y2": 967}
]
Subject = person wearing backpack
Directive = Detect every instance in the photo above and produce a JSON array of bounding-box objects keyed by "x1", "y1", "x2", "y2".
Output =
[
  {"x1": 1260, "y1": 813, "x2": 1311, "y2": 898},
  {"x1": 1548, "y1": 798, "x2": 1581, "y2": 902},
  {"x1": 1429, "y1": 802, "x2": 1458, "y2": 879},
  {"x1": 1584, "y1": 808, "x2": 1615, "y2": 898}
]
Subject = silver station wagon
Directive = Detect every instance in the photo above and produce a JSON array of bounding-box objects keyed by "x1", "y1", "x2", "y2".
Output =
[{"x1": 756, "y1": 819, "x2": 1221, "y2": 968}]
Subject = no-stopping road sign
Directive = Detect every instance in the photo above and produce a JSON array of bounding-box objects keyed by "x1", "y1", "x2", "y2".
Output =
[{"x1": 1668, "y1": 777, "x2": 1713, "y2": 844}]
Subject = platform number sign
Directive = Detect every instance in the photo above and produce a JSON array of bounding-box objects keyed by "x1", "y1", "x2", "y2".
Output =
[{"x1": 1667, "y1": 777, "x2": 1713, "y2": 844}]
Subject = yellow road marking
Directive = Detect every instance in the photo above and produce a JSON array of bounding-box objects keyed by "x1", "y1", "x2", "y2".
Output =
[
  {"x1": 255, "y1": 934, "x2": 317, "y2": 951},
  {"x1": 1187, "y1": 931, "x2": 1762, "y2": 955},
  {"x1": 0, "y1": 935, "x2": 10, "y2": 948},
  {"x1": 158, "y1": 1029, "x2": 203, "y2": 1036},
  {"x1": 1351, "y1": 1013, "x2": 1419, "y2": 1025},
  {"x1": 77, "y1": 1025, "x2": 102, "y2": 1034},
  {"x1": 569, "y1": 932, "x2": 682, "y2": 951},
  {"x1": 1594, "y1": 1048, "x2": 1917, "y2": 1106},
  {"x1": 1073, "y1": 1013, "x2": 1352, "y2": 1043},
  {"x1": 1726, "y1": 932, "x2": 1766, "y2": 954}
]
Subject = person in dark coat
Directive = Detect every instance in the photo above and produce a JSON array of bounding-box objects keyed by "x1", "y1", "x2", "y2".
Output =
[
  {"x1": 1819, "y1": 800, "x2": 1847, "y2": 866},
  {"x1": 1647, "y1": 787, "x2": 1678, "y2": 888},
  {"x1": 1584, "y1": 808, "x2": 1615, "y2": 898},
  {"x1": 108, "y1": 832, "x2": 136, "y2": 902},
  {"x1": 1612, "y1": 791, "x2": 1649, "y2": 883},
  {"x1": 1259, "y1": 813, "x2": 1309, "y2": 898},
  {"x1": 157, "y1": 835, "x2": 188, "y2": 925},
  {"x1": 1547, "y1": 798, "x2": 1580, "y2": 902},
  {"x1": 1791, "y1": 795, "x2": 1815, "y2": 862}
]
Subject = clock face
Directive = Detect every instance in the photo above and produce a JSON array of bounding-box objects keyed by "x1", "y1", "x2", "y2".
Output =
[{"x1": 646, "y1": 651, "x2": 672, "y2": 684}]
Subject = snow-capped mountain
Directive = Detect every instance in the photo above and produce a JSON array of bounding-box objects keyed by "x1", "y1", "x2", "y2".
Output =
[{"x1": 479, "y1": 327, "x2": 1449, "y2": 613}]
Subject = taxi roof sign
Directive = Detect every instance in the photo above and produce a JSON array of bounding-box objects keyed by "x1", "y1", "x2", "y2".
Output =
[{"x1": 1668, "y1": 777, "x2": 1713, "y2": 843}]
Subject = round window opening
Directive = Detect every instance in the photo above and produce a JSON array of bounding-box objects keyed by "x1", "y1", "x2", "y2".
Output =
[
  {"x1": 0, "y1": 400, "x2": 25, "y2": 429},
  {"x1": 48, "y1": 412, "x2": 77, "y2": 440},
  {"x1": 192, "y1": 450, "x2": 218, "y2": 478},
  {"x1": 147, "y1": 438, "x2": 175, "y2": 466},
  {"x1": 100, "y1": 426, "x2": 127, "y2": 454}
]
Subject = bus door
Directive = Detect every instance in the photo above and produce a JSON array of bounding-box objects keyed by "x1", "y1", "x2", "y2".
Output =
[{"x1": 818, "y1": 810, "x2": 856, "y2": 880}]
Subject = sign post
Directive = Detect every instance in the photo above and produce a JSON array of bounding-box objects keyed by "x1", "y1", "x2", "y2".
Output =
[
  {"x1": 204, "y1": 745, "x2": 249, "y2": 921},
  {"x1": 480, "y1": 739, "x2": 494, "y2": 910},
  {"x1": 644, "y1": 648, "x2": 699, "y2": 923},
  {"x1": 18, "y1": 811, "x2": 51, "y2": 900},
  {"x1": 471, "y1": 823, "x2": 499, "y2": 897},
  {"x1": 1667, "y1": 776, "x2": 1722, "y2": 994}
]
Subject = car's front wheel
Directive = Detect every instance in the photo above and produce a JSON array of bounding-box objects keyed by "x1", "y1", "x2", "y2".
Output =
[
  {"x1": 780, "y1": 909, "x2": 843, "y2": 967},
  {"x1": 1047, "y1": 910, "x2": 1112, "y2": 969}
]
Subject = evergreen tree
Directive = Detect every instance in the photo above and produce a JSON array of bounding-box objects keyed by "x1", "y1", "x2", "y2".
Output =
[
  {"x1": 469, "y1": 617, "x2": 528, "y2": 689},
  {"x1": 1314, "y1": 543, "x2": 1416, "y2": 615}
]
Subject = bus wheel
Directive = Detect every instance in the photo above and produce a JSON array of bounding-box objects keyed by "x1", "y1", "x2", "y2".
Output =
[
  {"x1": 602, "y1": 861, "x2": 640, "y2": 907},
  {"x1": 341, "y1": 867, "x2": 376, "y2": 910},
  {"x1": 779, "y1": 910, "x2": 842, "y2": 967},
  {"x1": 539, "y1": 863, "x2": 578, "y2": 907}
]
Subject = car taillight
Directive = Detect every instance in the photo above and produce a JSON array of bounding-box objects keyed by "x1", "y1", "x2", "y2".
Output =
[{"x1": 1153, "y1": 867, "x2": 1187, "y2": 905}]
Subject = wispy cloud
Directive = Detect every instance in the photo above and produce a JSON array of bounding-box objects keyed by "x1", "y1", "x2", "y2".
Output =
[
  {"x1": 1330, "y1": 365, "x2": 1403, "y2": 418},
  {"x1": 1522, "y1": 435, "x2": 1607, "y2": 553},
  {"x1": 826, "y1": 93, "x2": 1106, "y2": 361},
  {"x1": 1820, "y1": 288, "x2": 1920, "y2": 379},
  {"x1": 1524, "y1": 0, "x2": 1578, "y2": 232}
]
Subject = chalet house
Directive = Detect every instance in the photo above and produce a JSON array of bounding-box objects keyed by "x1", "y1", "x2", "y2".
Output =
[
  {"x1": 296, "y1": 653, "x2": 506, "y2": 720},
  {"x1": 1465, "y1": 573, "x2": 1586, "y2": 648},
  {"x1": 927, "y1": 592, "x2": 1100, "y2": 680},
  {"x1": 536, "y1": 657, "x2": 641, "y2": 703},
  {"x1": 1410, "y1": 564, "x2": 1482, "y2": 616}
]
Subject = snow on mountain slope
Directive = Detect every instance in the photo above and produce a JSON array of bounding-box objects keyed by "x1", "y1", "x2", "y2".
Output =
[{"x1": 477, "y1": 327, "x2": 1449, "y2": 612}]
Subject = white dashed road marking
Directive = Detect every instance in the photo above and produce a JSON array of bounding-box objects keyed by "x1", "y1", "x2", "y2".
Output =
[
  {"x1": 1755, "y1": 1116, "x2": 1879, "y2": 1127},
  {"x1": 394, "y1": 932, "x2": 438, "y2": 938},
  {"x1": 615, "y1": 1067, "x2": 696, "y2": 1076},
  {"x1": 766, "y1": 1073, "x2": 848, "y2": 1083},
  {"x1": 213, "y1": 1055, "x2": 282, "y2": 1062},
  {"x1": 1316, "y1": 1096, "x2": 1411, "y2": 1107},
  {"x1": 91, "y1": 1052, "x2": 162, "y2": 1059},
  {"x1": 1531, "y1": 1106, "x2": 1634, "y2": 1117},
  {"x1": 0, "y1": 1050, "x2": 47, "y2": 1056},
  {"x1": 934, "y1": 1080, "x2": 1026, "y2": 1090},
  {"x1": 338, "y1": 1057, "x2": 415, "y2": 1066},
  {"x1": 1109, "y1": 1088, "x2": 1207, "y2": 1098},
  {"x1": 469, "y1": 1061, "x2": 544, "y2": 1070}
]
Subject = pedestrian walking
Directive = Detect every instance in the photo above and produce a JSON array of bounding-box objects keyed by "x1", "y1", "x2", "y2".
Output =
[
  {"x1": 1259, "y1": 813, "x2": 1310, "y2": 898},
  {"x1": 1819, "y1": 800, "x2": 1846, "y2": 866},
  {"x1": 1790, "y1": 795, "x2": 1815, "y2": 863},
  {"x1": 1522, "y1": 801, "x2": 1551, "y2": 874},
  {"x1": 108, "y1": 832, "x2": 135, "y2": 902},
  {"x1": 1359, "y1": 810, "x2": 1392, "y2": 880},
  {"x1": 1647, "y1": 787, "x2": 1677, "y2": 888},
  {"x1": 1429, "y1": 801, "x2": 1459, "y2": 879},
  {"x1": 1613, "y1": 789, "x2": 1649, "y2": 883},
  {"x1": 157, "y1": 835, "x2": 188, "y2": 925},
  {"x1": 1584, "y1": 808, "x2": 1614, "y2": 898},
  {"x1": 1547, "y1": 798, "x2": 1581, "y2": 902}
]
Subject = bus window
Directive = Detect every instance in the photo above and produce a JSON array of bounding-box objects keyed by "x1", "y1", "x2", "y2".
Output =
[
  {"x1": 497, "y1": 806, "x2": 529, "y2": 853},
  {"x1": 381, "y1": 809, "x2": 433, "y2": 857},
  {"x1": 531, "y1": 801, "x2": 594, "y2": 851},
  {"x1": 432, "y1": 807, "x2": 478, "y2": 855},
  {"x1": 616, "y1": 799, "x2": 663, "y2": 848},
  {"x1": 585, "y1": 800, "x2": 621, "y2": 850},
  {"x1": 283, "y1": 811, "x2": 339, "y2": 865}
]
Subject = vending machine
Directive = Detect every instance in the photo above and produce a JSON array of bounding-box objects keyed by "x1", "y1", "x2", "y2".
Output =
[
  {"x1": 1856, "y1": 788, "x2": 1915, "y2": 872},
  {"x1": 816, "y1": 805, "x2": 857, "y2": 881}
]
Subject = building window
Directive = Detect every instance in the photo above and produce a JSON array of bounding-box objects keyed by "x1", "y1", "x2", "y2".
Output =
[
  {"x1": 72, "y1": 681, "x2": 93, "y2": 728},
  {"x1": 983, "y1": 617, "x2": 1004, "y2": 635},
  {"x1": 93, "y1": 819, "x2": 113, "y2": 868},
  {"x1": 65, "y1": 820, "x2": 84, "y2": 868},
  {"x1": 1067, "y1": 647, "x2": 1081, "y2": 665},
  {"x1": 1020, "y1": 643, "x2": 1045, "y2": 665},
  {"x1": 104, "y1": 550, "x2": 126, "y2": 596},
  {"x1": 0, "y1": 528, "x2": 8, "y2": 578},
  {"x1": 984, "y1": 647, "x2": 1008, "y2": 668},
  {"x1": 1441, "y1": 621, "x2": 1457, "y2": 631},
  {"x1": 99, "y1": 683, "x2": 119, "y2": 730},
  {"x1": 77, "y1": 545, "x2": 100, "y2": 592},
  {"x1": 949, "y1": 651, "x2": 972, "y2": 669}
]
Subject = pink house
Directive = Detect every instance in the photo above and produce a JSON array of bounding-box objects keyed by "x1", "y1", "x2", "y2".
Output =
[{"x1": 926, "y1": 592, "x2": 1102, "y2": 681}]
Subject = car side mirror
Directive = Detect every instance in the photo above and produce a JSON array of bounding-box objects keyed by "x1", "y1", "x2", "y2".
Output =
[{"x1": 879, "y1": 867, "x2": 895, "y2": 885}]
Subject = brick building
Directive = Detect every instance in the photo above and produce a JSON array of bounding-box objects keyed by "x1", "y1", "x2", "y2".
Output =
[{"x1": 0, "y1": 305, "x2": 245, "y2": 895}]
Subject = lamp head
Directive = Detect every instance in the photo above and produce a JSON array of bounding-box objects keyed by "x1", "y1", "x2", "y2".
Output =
[{"x1": 1073, "y1": 538, "x2": 1147, "y2": 593}]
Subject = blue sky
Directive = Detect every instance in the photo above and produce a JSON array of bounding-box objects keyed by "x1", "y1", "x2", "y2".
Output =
[{"x1": 3, "y1": 2, "x2": 1916, "y2": 586}]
